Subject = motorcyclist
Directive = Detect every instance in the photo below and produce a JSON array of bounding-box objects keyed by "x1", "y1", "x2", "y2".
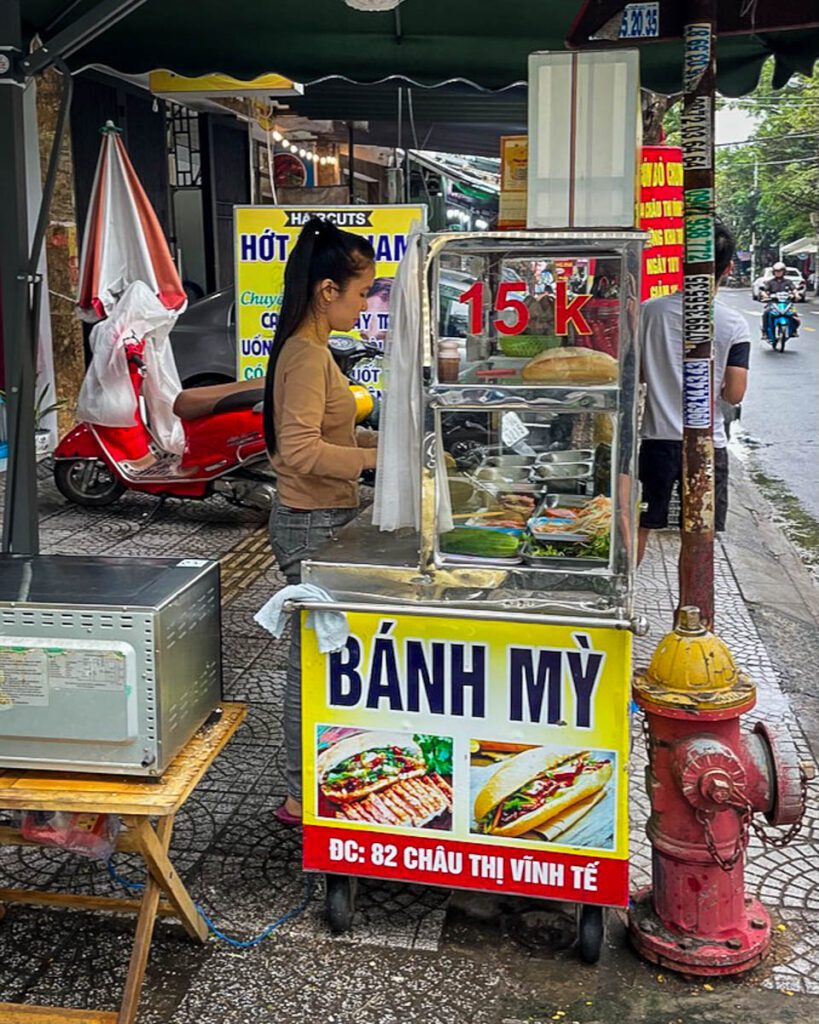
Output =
[{"x1": 760, "y1": 261, "x2": 800, "y2": 339}]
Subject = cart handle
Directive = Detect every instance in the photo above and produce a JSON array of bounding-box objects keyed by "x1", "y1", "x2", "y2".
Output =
[{"x1": 283, "y1": 598, "x2": 648, "y2": 635}]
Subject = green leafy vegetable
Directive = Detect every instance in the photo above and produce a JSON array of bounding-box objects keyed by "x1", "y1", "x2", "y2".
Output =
[
  {"x1": 526, "y1": 536, "x2": 610, "y2": 560},
  {"x1": 414, "y1": 734, "x2": 453, "y2": 776}
]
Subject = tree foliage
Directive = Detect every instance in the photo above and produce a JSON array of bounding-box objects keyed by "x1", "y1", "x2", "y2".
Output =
[{"x1": 664, "y1": 60, "x2": 818, "y2": 260}]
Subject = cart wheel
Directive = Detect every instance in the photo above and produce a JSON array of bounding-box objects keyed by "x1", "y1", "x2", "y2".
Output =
[
  {"x1": 578, "y1": 905, "x2": 604, "y2": 964},
  {"x1": 325, "y1": 874, "x2": 357, "y2": 934}
]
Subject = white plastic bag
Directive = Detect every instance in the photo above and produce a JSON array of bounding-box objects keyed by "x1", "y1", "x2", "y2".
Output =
[
  {"x1": 142, "y1": 333, "x2": 185, "y2": 455},
  {"x1": 77, "y1": 281, "x2": 184, "y2": 453},
  {"x1": 76, "y1": 322, "x2": 137, "y2": 427}
]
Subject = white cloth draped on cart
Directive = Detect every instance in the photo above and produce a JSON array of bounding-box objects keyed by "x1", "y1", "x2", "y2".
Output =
[
  {"x1": 254, "y1": 584, "x2": 349, "y2": 654},
  {"x1": 373, "y1": 229, "x2": 452, "y2": 534},
  {"x1": 76, "y1": 281, "x2": 185, "y2": 454}
]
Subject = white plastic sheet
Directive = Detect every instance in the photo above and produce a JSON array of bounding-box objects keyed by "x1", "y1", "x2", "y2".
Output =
[
  {"x1": 373, "y1": 230, "x2": 452, "y2": 534},
  {"x1": 77, "y1": 281, "x2": 184, "y2": 454},
  {"x1": 373, "y1": 232, "x2": 422, "y2": 531}
]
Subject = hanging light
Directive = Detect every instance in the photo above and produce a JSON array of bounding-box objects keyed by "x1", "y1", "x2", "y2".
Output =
[
  {"x1": 281, "y1": 138, "x2": 290, "y2": 149},
  {"x1": 272, "y1": 130, "x2": 282, "y2": 142},
  {"x1": 344, "y1": 1, "x2": 404, "y2": 10}
]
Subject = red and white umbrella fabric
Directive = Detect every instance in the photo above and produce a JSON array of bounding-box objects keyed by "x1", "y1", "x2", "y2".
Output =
[{"x1": 76, "y1": 123, "x2": 187, "y2": 322}]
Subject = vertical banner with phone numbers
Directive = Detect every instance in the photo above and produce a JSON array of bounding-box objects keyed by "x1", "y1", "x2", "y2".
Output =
[
  {"x1": 234, "y1": 205, "x2": 426, "y2": 389},
  {"x1": 639, "y1": 146, "x2": 684, "y2": 301},
  {"x1": 302, "y1": 612, "x2": 631, "y2": 907}
]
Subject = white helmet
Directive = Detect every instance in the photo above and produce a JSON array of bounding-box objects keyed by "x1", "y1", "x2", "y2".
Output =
[{"x1": 773, "y1": 261, "x2": 786, "y2": 271}]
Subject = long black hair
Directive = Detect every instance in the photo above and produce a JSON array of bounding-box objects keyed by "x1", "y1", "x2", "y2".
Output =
[{"x1": 263, "y1": 217, "x2": 375, "y2": 454}]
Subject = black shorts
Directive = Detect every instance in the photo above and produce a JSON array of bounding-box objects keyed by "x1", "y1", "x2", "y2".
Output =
[{"x1": 639, "y1": 440, "x2": 729, "y2": 532}]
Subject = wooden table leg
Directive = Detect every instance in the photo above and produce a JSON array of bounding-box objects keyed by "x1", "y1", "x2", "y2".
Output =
[
  {"x1": 116, "y1": 811, "x2": 207, "y2": 1024},
  {"x1": 126, "y1": 818, "x2": 208, "y2": 943}
]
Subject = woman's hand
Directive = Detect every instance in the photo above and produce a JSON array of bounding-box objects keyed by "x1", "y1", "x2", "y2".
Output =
[{"x1": 356, "y1": 427, "x2": 379, "y2": 449}]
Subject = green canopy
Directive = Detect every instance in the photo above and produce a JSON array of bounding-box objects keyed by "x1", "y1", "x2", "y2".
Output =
[{"x1": 21, "y1": 1, "x2": 819, "y2": 96}]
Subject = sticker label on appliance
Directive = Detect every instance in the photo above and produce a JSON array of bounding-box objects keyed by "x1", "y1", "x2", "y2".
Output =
[
  {"x1": 47, "y1": 650, "x2": 127, "y2": 692},
  {"x1": 0, "y1": 647, "x2": 49, "y2": 708}
]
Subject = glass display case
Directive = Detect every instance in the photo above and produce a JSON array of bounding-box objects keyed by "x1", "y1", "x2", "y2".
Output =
[
  {"x1": 421, "y1": 231, "x2": 643, "y2": 616},
  {"x1": 306, "y1": 230, "x2": 645, "y2": 631}
]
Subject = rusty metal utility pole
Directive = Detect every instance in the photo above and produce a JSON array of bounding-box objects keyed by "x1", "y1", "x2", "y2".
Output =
[{"x1": 679, "y1": 1, "x2": 717, "y2": 627}]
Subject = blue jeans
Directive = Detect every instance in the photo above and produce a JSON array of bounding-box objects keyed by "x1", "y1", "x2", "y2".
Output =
[{"x1": 268, "y1": 501, "x2": 358, "y2": 801}]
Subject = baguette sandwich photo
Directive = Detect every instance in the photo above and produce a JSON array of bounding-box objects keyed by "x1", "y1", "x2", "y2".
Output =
[
  {"x1": 317, "y1": 730, "x2": 453, "y2": 830},
  {"x1": 521, "y1": 346, "x2": 618, "y2": 385},
  {"x1": 473, "y1": 746, "x2": 613, "y2": 839}
]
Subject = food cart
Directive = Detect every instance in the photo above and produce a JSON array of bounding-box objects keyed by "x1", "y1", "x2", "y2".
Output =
[{"x1": 295, "y1": 229, "x2": 646, "y2": 963}]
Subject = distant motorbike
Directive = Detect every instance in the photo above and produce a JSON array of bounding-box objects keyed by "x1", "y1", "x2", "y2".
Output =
[
  {"x1": 762, "y1": 291, "x2": 798, "y2": 352},
  {"x1": 54, "y1": 340, "x2": 378, "y2": 509}
]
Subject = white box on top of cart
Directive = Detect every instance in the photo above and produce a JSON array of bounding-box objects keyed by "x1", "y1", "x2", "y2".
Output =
[
  {"x1": 527, "y1": 49, "x2": 641, "y2": 230},
  {"x1": 0, "y1": 554, "x2": 221, "y2": 776}
]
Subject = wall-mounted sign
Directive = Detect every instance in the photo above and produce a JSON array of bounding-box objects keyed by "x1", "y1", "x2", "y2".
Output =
[
  {"x1": 234, "y1": 204, "x2": 426, "y2": 383},
  {"x1": 639, "y1": 145, "x2": 684, "y2": 301}
]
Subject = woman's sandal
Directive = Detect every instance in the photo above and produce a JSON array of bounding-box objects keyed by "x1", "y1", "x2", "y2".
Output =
[{"x1": 274, "y1": 802, "x2": 302, "y2": 828}]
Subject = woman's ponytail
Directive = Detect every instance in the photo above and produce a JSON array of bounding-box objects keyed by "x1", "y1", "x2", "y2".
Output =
[{"x1": 262, "y1": 223, "x2": 319, "y2": 455}]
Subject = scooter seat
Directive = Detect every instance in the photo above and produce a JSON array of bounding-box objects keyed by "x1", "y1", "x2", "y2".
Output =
[{"x1": 174, "y1": 380, "x2": 265, "y2": 421}]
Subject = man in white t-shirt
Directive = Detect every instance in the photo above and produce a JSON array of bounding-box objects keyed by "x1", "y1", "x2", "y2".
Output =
[{"x1": 637, "y1": 222, "x2": 750, "y2": 563}]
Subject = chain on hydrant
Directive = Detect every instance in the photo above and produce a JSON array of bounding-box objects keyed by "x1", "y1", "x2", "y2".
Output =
[{"x1": 628, "y1": 606, "x2": 812, "y2": 976}]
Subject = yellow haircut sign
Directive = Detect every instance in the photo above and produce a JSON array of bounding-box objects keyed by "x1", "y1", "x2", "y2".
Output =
[{"x1": 233, "y1": 205, "x2": 425, "y2": 380}]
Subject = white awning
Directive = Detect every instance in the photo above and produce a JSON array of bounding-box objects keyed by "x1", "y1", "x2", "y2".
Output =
[{"x1": 782, "y1": 236, "x2": 818, "y2": 255}]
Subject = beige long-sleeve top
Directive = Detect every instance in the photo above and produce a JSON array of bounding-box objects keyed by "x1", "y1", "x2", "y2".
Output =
[{"x1": 271, "y1": 336, "x2": 378, "y2": 510}]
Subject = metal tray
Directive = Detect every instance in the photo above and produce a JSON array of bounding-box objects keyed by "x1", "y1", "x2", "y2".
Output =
[
  {"x1": 475, "y1": 465, "x2": 531, "y2": 484},
  {"x1": 520, "y1": 538, "x2": 607, "y2": 569},
  {"x1": 483, "y1": 455, "x2": 536, "y2": 469},
  {"x1": 440, "y1": 552, "x2": 523, "y2": 567},
  {"x1": 530, "y1": 460, "x2": 594, "y2": 481},
  {"x1": 533, "y1": 494, "x2": 591, "y2": 516},
  {"x1": 534, "y1": 448, "x2": 595, "y2": 465}
]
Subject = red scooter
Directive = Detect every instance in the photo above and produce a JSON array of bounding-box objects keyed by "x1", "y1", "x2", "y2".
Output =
[{"x1": 54, "y1": 337, "x2": 275, "y2": 510}]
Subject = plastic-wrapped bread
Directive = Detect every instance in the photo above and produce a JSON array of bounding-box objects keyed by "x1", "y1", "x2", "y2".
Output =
[{"x1": 521, "y1": 346, "x2": 618, "y2": 384}]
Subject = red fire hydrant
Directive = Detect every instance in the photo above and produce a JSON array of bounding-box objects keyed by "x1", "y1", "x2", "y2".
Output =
[{"x1": 629, "y1": 607, "x2": 809, "y2": 975}]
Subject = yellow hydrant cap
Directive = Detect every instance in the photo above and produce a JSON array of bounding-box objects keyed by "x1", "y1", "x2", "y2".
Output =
[{"x1": 634, "y1": 607, "x2": 755, "y2": 711}]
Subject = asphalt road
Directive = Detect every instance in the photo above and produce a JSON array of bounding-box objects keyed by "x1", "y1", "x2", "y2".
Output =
[{"x1": 719, "y1": 287, "x2": 819, "y2": 520}]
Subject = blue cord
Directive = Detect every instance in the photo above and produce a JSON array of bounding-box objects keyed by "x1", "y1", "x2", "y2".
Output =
[{"x1": 106, "y1": 857, "x2": 316, "y2": 949}]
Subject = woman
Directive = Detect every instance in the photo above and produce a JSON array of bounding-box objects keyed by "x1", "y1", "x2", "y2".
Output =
[{"x1": 263, "y1": 217, "x2": 378, "y2": 826}]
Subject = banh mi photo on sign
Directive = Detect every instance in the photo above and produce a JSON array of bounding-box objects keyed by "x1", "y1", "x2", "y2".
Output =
[{"x1": 470, "y1": 743, "x2": 615, "y2": 848}]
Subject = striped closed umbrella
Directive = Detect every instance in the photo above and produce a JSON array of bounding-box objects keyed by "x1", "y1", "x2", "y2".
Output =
[{"x1": 76, "y1": 123, "x2": 187, "y2": 322}]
